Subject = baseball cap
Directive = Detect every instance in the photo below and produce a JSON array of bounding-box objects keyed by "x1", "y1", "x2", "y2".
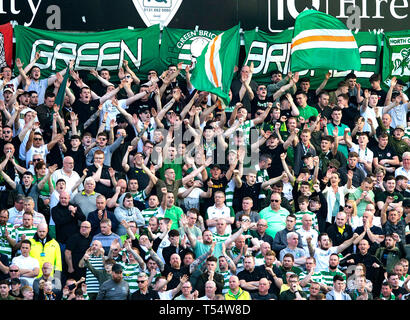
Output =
[
  {"x1": 394, "y1": 125, "x2": 405, "y2": 131},
  {"x1": 111, "y1": 264, "x2": 123, "y2": 273},
  {"x1": 3, "y1": 87, "x2": 13, "y2": 94}
]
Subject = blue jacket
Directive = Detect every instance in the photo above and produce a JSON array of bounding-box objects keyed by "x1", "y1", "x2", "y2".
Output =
[{"x1": 326, "y1": 290, "x2": 352, "y2": 300}]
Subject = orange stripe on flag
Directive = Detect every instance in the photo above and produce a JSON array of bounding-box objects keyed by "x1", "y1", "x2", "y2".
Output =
[
  {"x1": 209, "y1": 35, "x2": 219, "y2": 87},
  {"x1": 291, "y1": 35, "x2": 355, "y2": 49}
]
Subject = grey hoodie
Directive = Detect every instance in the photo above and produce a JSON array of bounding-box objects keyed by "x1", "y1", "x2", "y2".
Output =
[{"x1": 114, "y1": 193, "x2": 144, "y2": 236}]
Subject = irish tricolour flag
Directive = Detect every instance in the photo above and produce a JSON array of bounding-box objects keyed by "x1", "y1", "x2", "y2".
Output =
[
  {"x1": 290, "y1": 10, "x2": 361, "y2": 72},
  {"x1": 191, "y1": 25, "x2": 240, "y2": 104}
]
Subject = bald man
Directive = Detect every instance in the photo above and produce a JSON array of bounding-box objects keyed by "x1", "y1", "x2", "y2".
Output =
[
  {"x1": 198, "y1": 280, "x2": 217, "y2": 300},
  {"x1": 224, "y1": 275, "x2": 251, "y2": 300},
  {"x1": 29, "y1": 223, "x2": 62, "y2": 279},
  {"x1": 51, "y1": 191, "x2": 86, "y2": 247},
  {"x1": 326, "y1": 212, "x2": 354, "y2": 255},
  {"x1": 352, "y1": 205, "x2": 384, "y2": 255},
  {"x1": 65, "y1": 221, "x2": 93, "y2": 280},
  {"x1": 51, "y1": 156, "x2": 82, "y2": 194}
]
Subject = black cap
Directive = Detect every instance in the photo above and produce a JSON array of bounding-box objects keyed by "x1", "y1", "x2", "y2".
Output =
[
  {"x1": 210, "y1": 164, "x2": 221, "y2": 170},
  {"x1": 10, "y1": 278, "x2": 21, "y2": 285},
  {"x1": 396, "y1": 79, "x2": 405, "y2": 86},
  {"x1": 17, "y1": 90, "x2": 30, "y2": 99},
  {"x1": 116, "y1": 114, "x2": 127, "y2": 123},
  {"x1": 112, "y1": 264, "x2": 123, "y2": 273},
  {"x1": 138, "y1": 106, "x2": 150, "y2": 114},
  {"x1": 302, "y1": 152, "x2": 313, "y2": 160}
]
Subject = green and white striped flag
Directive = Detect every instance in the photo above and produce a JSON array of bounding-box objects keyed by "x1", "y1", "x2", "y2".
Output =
[
  {"x1": 290, "y1": 9, "x2": 361, "y2": 72},
  {"x1": 191, "y1": 24, "x2": 240, "y2": 104}
]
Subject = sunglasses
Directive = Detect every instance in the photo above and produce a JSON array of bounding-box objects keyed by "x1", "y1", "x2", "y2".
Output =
[
  {"x1": 9, "y1": 270, "x2": 19, "y2": 272},
  {"x1": 33, "y1": 158, "x2": 42, "y2": 162},
  {"x1": 34, "y1": 137, "x2": 43, "y2": 141},
  {"x1": 271, "y1": 199, "x2": 280, "y2": 203},
  {"x1": 148, "y1": 72, "x2": 157, "y2": 75},
  {"x1": 345, "y1": 205, "x2": 352, "y2": 209},
  {"x1": 137, "y1": 280, "x2": 147, "y2": 283}
]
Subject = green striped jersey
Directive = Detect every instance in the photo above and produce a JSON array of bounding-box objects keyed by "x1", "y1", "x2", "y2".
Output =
[
  {"x1": 220, "y1": 270, "x2": 232, "y2": 294},
  {"x1": 320, "y1": 269, "x2": 346, "y2": 287},
  {"x1": 142, "y1": 207, "x2": 160, "y2": 226},
  {"x1": 15, "y1": 226, "x2": 38, "y2": 242},
  {"x1": 230, "y1": 247, "x2": 245, "y2": 272},
  {"x1": 294, "y1": 211, "x2": 318, "y2": 230},
  {"x1": 225, "y1": 180, "x2": 235, "y2": 208},
  {"x1": 299, "y1": 271, "x2": 324, "y2": 291},
  {"x1": 238, "y1": 120, "x2": 255, "y2": 145},
  {"x1": 86, "y1": 255, "x2": 104, "y2": 293},
  {"x1": 212, "y1": 232, "x2": 230, "y2": 243},
  {"x1": 0, "y1": 223, "x2": 17, "y2": 261},
  {"x1": 147, "y1": 269, "x2": 162, "y2": 285},
  {"x1": 119, "y1": 262, "x2": 143, "y2": 293}
]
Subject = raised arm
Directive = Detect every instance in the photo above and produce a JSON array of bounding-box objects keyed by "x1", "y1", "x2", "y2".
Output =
[
  {"x1": 0, "y1": 168, "x2": 16, "y2": 189},
  {"x1": 315, "y1": 71, "x2": 331, "y2": 95}
]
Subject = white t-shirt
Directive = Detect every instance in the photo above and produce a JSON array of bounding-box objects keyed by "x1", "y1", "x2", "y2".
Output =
[
  {"x1": 51, "y1": 169, "x2": 82, "y2": 195},
  {"x1": 206, "y1": 205, "x2": 233, "y2": 234},
  {"x1": 360, "y1": 105, "x2": 378, "y2": 132},
  {"x1": 17, "y1": 107, "x2": 38, "y2": 132},
  {"x1": 349, "y1": 143, "x2": 373, "y2": 176},
  {"x1": 178, "y1": 186, "x2": 203, "y2": 210},
  {"x1": 314, "y1": 246, "x2": 338, "y2": 272},
  {"x1": 25, "y1": 144, "x2": 49, "y2": 168},
  {"x1": 296, "y1": 227, "x2": 319, "y2": 256},
  {"x1": 11, "y1": 254, "x2": 40, "y2": 287}
]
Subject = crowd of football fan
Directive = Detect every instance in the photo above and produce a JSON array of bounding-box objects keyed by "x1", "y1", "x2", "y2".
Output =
[{"x1": 0, "y1": 53, "x2": 409, "y2": 300}]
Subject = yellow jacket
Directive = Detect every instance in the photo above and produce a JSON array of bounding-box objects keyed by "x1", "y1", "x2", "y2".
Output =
[
  {"x1": 224, "y1": 288, "x2": 251, "y2": 300},
  {"x1": 29, "y1": 235, "x2": 62, "y2": 278}
]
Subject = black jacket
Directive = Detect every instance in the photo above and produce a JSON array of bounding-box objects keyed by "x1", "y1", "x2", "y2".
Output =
[
  {"x1": 194, "y1": 271, "x2": 224, "y2": 297},
  {"x1": 326, "y1": 223, "x2": 354, "y2": 255},
  {"x1": 51, "y1": 203, "x2": 86, "y2": 244}
]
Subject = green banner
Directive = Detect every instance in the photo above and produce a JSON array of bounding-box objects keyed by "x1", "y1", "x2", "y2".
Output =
[
  {"x1": 382, "y1": 30, "x2": 410, "y2": 84},
  {"x1": 243, "y1": 29, "x2": 382, "y2": 89},
  {"x1": 159, "y1": 27, "x2": 223, "y2": 74},
  {"x1": 14, "y1": 25, "x2": 161, "y2": 80}
]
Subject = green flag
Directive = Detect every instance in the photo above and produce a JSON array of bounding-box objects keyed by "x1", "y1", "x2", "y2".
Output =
[
  {"x1": 191, "y1": 25, "x2": 240, "y2": 104},
  {"x1": 290, "y1": 9, "x2": 361, "y2": 72},
  {"x1": 14, "y1": 25, "x2": 161, "y2": 81},
  {"x1": 55, "y1": 66, "x2": 69, "y2": 111},
  {"x1": 244, "y1": 28, "x2": 381, "y2": 89},
  {"x1": 382, "y1": 30, "x2": 410, "y2": 82}
]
